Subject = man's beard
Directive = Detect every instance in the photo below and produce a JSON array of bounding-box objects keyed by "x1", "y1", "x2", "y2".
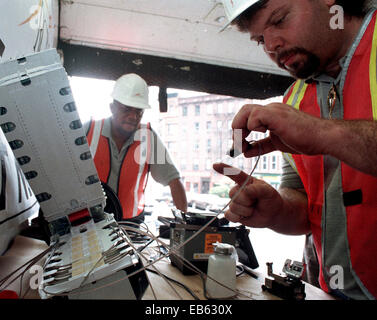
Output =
[{"x1": 277, "y1": 47, "x2": 320, "y2": 79}]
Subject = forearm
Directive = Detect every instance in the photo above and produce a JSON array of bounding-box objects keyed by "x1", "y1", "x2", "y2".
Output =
[
  {"x1": 271, "y1": 187, "x2": 311, "y2": 235},
  {"x1": 323, "y1": 119, "x2": 377, "y2": 176},
  {"x1": 169, "y1": 178, "x2": 188, "y2": 212}
]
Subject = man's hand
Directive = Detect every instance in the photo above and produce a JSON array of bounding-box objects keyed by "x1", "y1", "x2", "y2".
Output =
[
  {"x1": 213, "y1": 162, "x2": 285, "y2": 228},
  {"x1": 232, "y1": 103, "x2": 328, "y2": 158},
  {"x1": 213, "y1": 163, "x2": 310, "y2": 235},
  {"x1": 169, "y1": 178, "x2": 188, "y2": 212}
]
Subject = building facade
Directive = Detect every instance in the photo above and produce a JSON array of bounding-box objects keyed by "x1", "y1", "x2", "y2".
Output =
[{"x1": 157, "y1": 92, "x2": 283, "y2": 195}]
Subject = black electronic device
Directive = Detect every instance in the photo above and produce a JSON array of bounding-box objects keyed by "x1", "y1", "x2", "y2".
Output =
[
  {"x1": 261, "y1": 259, "x2": 306, "y2": 300},
  {"x1": 158, "y1": 209, "x2": 259, "y2": 275}
]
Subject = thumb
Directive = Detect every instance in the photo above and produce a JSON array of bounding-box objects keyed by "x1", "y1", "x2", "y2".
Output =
[{"x1": 213, "y1": 162, "x2": 252, "y2": 186}]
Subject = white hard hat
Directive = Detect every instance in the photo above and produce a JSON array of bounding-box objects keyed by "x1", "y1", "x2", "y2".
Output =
[
  {"x1": 220, "y1": 0, "x2": 261, "y2": 31},
  {"x1": 111, "y1": 73, "x2": 151, "y2": 109}
]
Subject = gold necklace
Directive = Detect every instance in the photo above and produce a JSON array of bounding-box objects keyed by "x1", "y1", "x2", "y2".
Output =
[{"x1": 327, "y1": 84, "x2": 338, "y2": 119}]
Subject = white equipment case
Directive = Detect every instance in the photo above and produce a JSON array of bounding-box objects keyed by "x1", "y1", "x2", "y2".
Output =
[{"x1": 0, "y1": 49, "x2": 147, "y2": 299}]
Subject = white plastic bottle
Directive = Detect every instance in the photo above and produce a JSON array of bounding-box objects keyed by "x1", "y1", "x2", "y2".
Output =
[{"x1": 205, "y1": 243, "x2": 237, "y2": 299}]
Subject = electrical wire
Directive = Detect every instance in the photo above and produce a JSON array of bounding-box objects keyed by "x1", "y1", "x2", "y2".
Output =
[
  {"x1": 145, "y1": 268, "x2": 200, "y2": 300},
  {"x1": 114, "y1": 226, "x2": 184, "y2": 300},
  {"x1": 117, "y1": 220, "x2": 152, "y2": 243},
  {"x1": 120, "y1": 226, "x2": 254, "y2": 299},
  {"x1": 0, "y1": 242, "x2": 58, "y2": 296},
  {"x1": 40, "y1": 225, "x2": 169, "y2": 298},
  {"x1": 174, "y1": 150, "x2": 261, "y2": 255},
  {"x1": 70, "y1": 224, "x2": 182, "y2": 300},
  {"x1": 0, "y1": 244, "x2": 54, "y2": 288},
  {"x1": 40, "y1": 237, "x2": 122, "y2": 297},
  {"x1": 39, "y1": 147, "x2": 261, "y2": 299},
  {"x1": 39, "y1": 222, "x2": 256, "y2": 299}
]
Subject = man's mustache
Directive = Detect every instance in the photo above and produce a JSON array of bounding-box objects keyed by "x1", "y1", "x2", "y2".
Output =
[{"x1": 277, "y1": 47, "x2": 309, "y2": 67}]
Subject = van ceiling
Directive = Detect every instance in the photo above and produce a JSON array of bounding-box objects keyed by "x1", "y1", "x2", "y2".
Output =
[{"x1": 58, "y1": 0, "x2": 293, "y2": 99}]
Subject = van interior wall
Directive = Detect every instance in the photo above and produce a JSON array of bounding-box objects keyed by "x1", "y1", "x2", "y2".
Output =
[{"x1": 58, "y1": 41, "x2": 294, "y2": 107}]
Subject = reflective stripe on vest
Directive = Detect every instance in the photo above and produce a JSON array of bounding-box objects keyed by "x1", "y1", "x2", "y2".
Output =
[
  {"x1": 285, "y1": 80, "x2": 308, "y2": 110},
  {"x1": 282, "y1": 80, "x2": 308, "y2": 174},
  {"x1": 283, "y1": 11, "x2": 377, "y2": 298},
  {"x1": 87, "y1": 119, "x2": 152, "y2": 219},
  {"x1": 370, "y1": 15, "x2": 377, "y2": 119},
  {"x1": 130, "y1": 124, "x2": 150, "y2": 218},
  {"x1": 89, "y1": 120, "x2": 103, "y2": 158}
]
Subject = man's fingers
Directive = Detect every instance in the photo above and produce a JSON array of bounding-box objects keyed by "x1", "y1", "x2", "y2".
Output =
[
  {"x1": 228, "y1": 201, "x2": 254, "y2": 217},
  {"x1": 232, "y1": 104, "x2": 267, "y2": 131},
  {"x1": 224, "y1": 210, "x2": 243, "y2": 223},
  {"x1": 238, "y1": 135, "x2": 298, "y2": 158},
  {"x1": 229, "y1": 185, "x2": 255, "y2": 206},
  {"x1": 225, "y1": 208, "x2": 256, "y2": 224},
  {"x1": 212, "y1": 162, "x2": 252, "y2": 185},
  {"x1": 243, "y1": 137, "x2": 276, "y2": 158}
]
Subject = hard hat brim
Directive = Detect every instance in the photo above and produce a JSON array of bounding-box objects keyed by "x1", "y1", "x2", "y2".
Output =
[
  {"x1": 112, "y1": 97, "x2": 151, "y2": 110},
  {"x1": 219, "y1": 0, "x2": 261, "y2": 33}
]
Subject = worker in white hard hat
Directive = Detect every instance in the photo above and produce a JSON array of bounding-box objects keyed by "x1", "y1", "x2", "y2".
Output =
[
  {"x1": 86, "y1": 73, "x2": 187, "y2": 223},
  {"x1": 214, "y1": 0, "x2": 377, "y2": 300}
]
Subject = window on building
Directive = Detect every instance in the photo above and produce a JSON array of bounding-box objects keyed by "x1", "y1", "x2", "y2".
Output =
[
  {"x1": 194, "y1": 140, "x2": 200, "y2": 151},
  {"x1": 272, "y1": 156, "x2": 277, "y2": 170},
  {"x1": 207, "y1": 139, "x2": 211, "y2": 153},
  {"x1": 263, "y1": 156, "x2": 268, "y2": 170},
  {"x1": 182, "y1": 106, "x2": 188, "y2": 116},
  {"x1": 195, "y1": 122, "x2": 200, "y2": 132},
  {"x1": 217, "y1": 120, "x2": 222, "y2": 130},
  {"x1": 206, "y1": 121, "x2": 211, "y2": 131},
  {"x1": 193, "y1": 159, "x2": 199, "y2": 171},
  {"x1": 195, "y1": 104, "x2": 200, "y2": 116}
]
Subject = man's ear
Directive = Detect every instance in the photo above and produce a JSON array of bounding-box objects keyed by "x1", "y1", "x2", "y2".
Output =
[{"x1": 323, "y1": 0, "x2": 336, "y2": 8}]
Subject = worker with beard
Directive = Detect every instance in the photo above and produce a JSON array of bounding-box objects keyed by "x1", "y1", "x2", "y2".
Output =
[{"x1": 214, "y1": 0, "x2": 377, "y2": 299}]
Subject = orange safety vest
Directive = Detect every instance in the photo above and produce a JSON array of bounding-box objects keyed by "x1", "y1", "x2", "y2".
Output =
[
  {"x1": 283, "y1": 11, "x2": 377, "y2": 298},
  {"x1": 86, "y1": 119, "x2": 152, "y2": 219}
]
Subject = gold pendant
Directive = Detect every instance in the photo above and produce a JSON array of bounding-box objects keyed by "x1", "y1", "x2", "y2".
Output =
[{"x1": 327, "y1": 85, "x2": 337, "y2": 119}]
